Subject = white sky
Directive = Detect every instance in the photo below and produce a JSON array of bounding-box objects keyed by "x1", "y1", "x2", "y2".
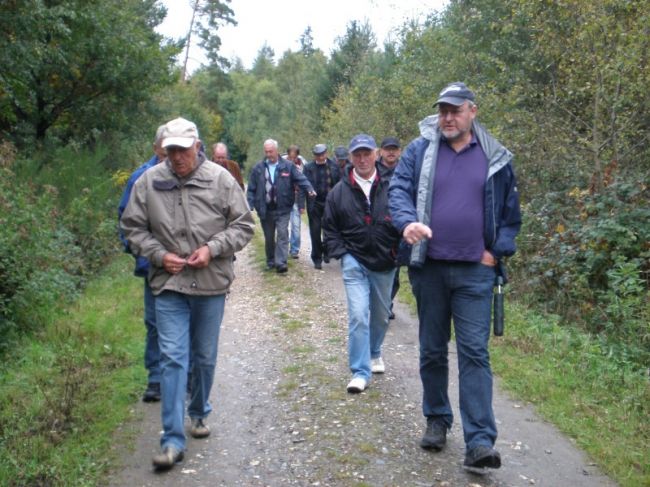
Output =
[{"x1": 158, "y1": 0, "x2": 448, "y2": 72}]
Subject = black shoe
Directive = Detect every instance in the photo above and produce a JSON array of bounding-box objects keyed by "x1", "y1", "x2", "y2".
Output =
[
  {"x1": 290, "y1": 253, "x2": 299, "y2": 259},
  {"x1": 266, "y1": 262, "x2": 275, "y2": 270},
  {"x1": 276, "y1": 265, "x2": 288, "y2": 274},
  {"x1": 464, "y1": 445, "x2": 501, "y2": 470},
  {"x1": 142, "y1": 382, "x2": 161, "y2": 402},
  {"x1": 314, "y1": 261, "x2": 322, "y2": 270},
  {"x1": 323, "y1": 255, "x2": 330, "y2": 264},
  {"x1": 389, "y1": 310, "x2": 395, "y2": 320},
  {"x1": 420, "y1": 418, "x2": 448, "y2": 451}
]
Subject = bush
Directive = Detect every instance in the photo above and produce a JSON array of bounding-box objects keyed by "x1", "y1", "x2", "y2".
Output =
[{"x1": 0, "y1": 144, "x2": 120, "y2": 350}]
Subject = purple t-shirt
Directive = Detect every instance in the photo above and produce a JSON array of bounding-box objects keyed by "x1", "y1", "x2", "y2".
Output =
[{"x1": 427, "y1": 135, "x2": 488, "y2": 262}]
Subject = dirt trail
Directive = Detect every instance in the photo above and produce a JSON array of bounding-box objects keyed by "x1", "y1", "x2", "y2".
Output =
[{"x1": 109, "y1": 229, "x2": 617, "y2": 487}]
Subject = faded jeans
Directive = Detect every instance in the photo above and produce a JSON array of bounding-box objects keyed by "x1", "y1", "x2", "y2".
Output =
[
  {"x1": 409, "y1": 259, "x2": 497, "y2": 451},
  {"x1": 155, "y1": 291, "x2": 225, "y2": 451},
  {"x1": 289, "y1": 203, "x2": 301, "y2": 256},
  {"x1": 341, "y1": 253, "x2": 395, "y2": 382}
]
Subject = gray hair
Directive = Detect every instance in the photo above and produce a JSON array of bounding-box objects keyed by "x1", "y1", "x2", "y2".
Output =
[
  {"x1": 154, "y1": 124, "x2": 166, "y2": 144},
  {"x1": 212, "y1": 142, "x2": 228, "y2": 152},
  {"x1": 264, "y1": 138, "x2": 279, "y2": 149}
]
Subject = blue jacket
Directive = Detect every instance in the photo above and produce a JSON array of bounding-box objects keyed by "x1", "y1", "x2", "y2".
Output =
[
  {"x1": 118, "y1": 154, "x2": 161, "y2": 277},
  {"x1": 247, "y1": 157, "x2": 314, "y2": 219},
  {"x1": 388, "y1": 115, "x2": 521, "y2": 270}
]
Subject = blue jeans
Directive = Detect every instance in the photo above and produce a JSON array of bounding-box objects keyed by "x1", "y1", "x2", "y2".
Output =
[
  {"x1": 289, "y1": 203, "x2": 301, "y2": 255},
  {"x1": 155, "y1": 291, "x2": 225, "y2": 451},
  {"x1": 409, "y1": 259, "x2": 497, "y2": 451},
  {"x1": 341, "y1": 254, "x2": 395, "y2": 381},
  {"x1": 260, "y1": 210, "x2": 290, "y2": 267},
  {"x1": 143, "y1": 279, "x2": 161, "y2": 384}
]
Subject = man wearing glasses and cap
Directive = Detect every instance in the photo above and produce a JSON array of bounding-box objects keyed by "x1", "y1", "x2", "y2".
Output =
[
  {"x1": 304, "y1": 143, "x2": 341, "y2": 269},
  {"x1": 121, "y1": 117, "x2": 254, "y2": 470},
  {"x1": 389, "y1": 82, "x2": 521, "y2": 470}
]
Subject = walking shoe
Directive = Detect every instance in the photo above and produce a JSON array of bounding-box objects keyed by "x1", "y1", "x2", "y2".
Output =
[
  {"x1": 323, "y1": 255, "x2": 330, "y2": 264},
  {"x1": 152, "y1": 446, "x2": 184, "y2": 470},
  {"x1": 142, "y1": 382, "x2": 161, "y2": 403},
  {"x1": 371, "y1": 357, "x2": 385, "y2": 374},
  {"x1": 190, "y1": 418, "x2": 210, "y2": 438},
  {"x1": 464, "y1": 445, "x2": 501, "y2": 470},
  {"x1": 346, "y1": 377, "x2": 367, "y2": 393},
  {"x1": 313, "y1": 261, "x2": 322, "y2": 270},
  {"x1": 420, "y1": 417, "x2": 448, "y2": 451},
  {"x1": 290, "y1": 253, "x2": 299, "y2": 259},
  {"x1": 276, "y1": 265, "x2": 288, "y2": 274}
]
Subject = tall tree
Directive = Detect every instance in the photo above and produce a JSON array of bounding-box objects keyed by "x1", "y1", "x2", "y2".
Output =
[{"x1": 181, "y1": 0, "x2": 236, "y2": 80}]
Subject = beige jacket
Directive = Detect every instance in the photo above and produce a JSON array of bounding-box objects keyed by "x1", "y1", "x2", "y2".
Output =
[{"x1": 121, "y1": 155, "x2": 254, "y2": 296}]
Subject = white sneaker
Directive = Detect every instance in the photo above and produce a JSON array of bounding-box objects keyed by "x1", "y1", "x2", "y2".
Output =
[
  {"x1": 346, "y1": 377, "x2": 367, "y2": 393},
  {"x1": 371, "y1": 357, "x2": 385, "y2": 374}
]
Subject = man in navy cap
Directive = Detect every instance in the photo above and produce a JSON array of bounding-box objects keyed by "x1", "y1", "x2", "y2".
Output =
[
  {"x1": 389, "y1": 82, "x2": 521, "y2": 470},
  {"x1": 323, "y1": 134, "x2": 400, "y2": 393},
  {"x1": 334, "y1": 145, "x2": 349, "y2": 171},
  {"x1": 303, "y1": 144, "x2": 341, "y2": 269}
]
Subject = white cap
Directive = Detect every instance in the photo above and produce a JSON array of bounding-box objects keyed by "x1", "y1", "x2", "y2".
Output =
[{"x1": 161, "y1": 117, "x2": 199, "y2": 148}]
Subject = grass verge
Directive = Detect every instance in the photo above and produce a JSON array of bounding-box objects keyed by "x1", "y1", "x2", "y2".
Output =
[
  {"x1": 396, "y1": 267, "x2": 649, "y2": 487},
  {"x1": 0, "y1": 254, "x2": 146, "y2": 486}
]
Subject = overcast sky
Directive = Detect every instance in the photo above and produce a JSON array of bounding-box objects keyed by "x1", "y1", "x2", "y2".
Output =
[{"x1": 158, "y1": 0, "x2": 448, "y2": 72}]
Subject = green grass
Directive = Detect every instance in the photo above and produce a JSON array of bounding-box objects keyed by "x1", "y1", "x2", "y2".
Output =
[
  {"x1": 0, "y1": 255, "x2": 146, "y2": 487},
  {"x1": 397, "y1": 266, "x2": 649, "y2": 487}
]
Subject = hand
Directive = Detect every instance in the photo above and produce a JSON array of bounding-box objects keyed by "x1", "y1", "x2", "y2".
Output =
[
  {"x1": 403, "y1": 222, "x2": 432, "y2": 245},
  {"x1": 307, "y1": 190, "x2": 317, "y2": 198},
  {"x1": 187, "y1": 245, "x2": 211, "y2": 268},
  {"x1": 480, "y1": 250, "x2": 497, "y2": 267},
  {"x1": 163, "y1": 252, "x2": 187, "y2": 274},
  {"x1": 299, "y1": 208, "x2": 305, "y2": 214}
]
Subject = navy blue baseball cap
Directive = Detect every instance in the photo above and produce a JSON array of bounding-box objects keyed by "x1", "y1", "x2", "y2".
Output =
[
  {"x1": 312, "y1": 143, "x2": 327, "y2": 155},
  {"x1": 334, "y1": 146, "x2": 349, "y2": 159},
  {"x1": 348, "y1": 134, "x2": 377, "y2": 153},
  {"x1": 434, "y1": 82, "x2": 476, "y2": 106}
]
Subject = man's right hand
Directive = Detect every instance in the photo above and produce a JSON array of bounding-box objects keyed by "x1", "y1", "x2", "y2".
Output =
[
  {"x1": 403, "y1": 222, "x2": 432, "y2": 245},
  {"x1": 163, "y1": 252, "x2": 187, "y2": 274}
]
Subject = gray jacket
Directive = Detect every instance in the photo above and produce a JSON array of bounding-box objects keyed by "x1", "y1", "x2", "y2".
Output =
[{"x1": 120, "y1": 155, "x2": 255, "y2": 296}]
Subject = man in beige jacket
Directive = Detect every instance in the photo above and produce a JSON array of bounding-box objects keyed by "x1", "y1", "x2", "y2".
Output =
[{"x1": 121, "y1": 117, "x2": 254, "y2": 470}]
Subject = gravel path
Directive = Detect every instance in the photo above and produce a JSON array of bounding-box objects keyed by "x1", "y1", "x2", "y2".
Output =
[{"x1": 109, "y1": 224, "x2": 617, "y2": 487}]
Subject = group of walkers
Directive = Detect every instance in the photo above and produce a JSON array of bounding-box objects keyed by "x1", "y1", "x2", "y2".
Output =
[{"x1": 118, "y1": 82, "x2": 521, "y2": 474}]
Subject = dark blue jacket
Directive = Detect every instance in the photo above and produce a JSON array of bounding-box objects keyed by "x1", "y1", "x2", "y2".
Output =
[
  {"x1": 247, "y1": 157, "x2": 314, "y2": 219},
  {"x1": 118, "y1": 154, "x2": 161, "y2": 277},
  {"x1": 389, "y1": 115, "x2": 521, "y2": 270}
]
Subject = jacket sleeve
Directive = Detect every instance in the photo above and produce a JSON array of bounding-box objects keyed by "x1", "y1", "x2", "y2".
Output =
[
  {"x1": 322, "y1": 188, "x2": 347, "y2": 260},
  {"x1": 119, "y1": 175, "x2": 169, "y2": 267},
  {"x1": 292, "y1": 164, "x2": 314, "y2": 194},
  {"x1": 117, "y1": 172, "x2": 138, "y2": 253},
  {"x1": 206, "y1": 177, "x2": 255, "y2": 258},
  {"x1": 491, "y1": 164, "x2": 521, "y2": 259},
  {"x1": 246, "y1": 165, "x2": 258, "y2": 211},
  {"x1": 388, "y1": 141, "x2": 420, "y2": 234}
]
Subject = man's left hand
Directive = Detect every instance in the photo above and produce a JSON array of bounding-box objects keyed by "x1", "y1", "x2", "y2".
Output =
[
  {"x1": 187, "y1": 245, "x2": 211, "y2": 268},
  {"x1": 481, "y1": 250, "x2": 497, "y2": 267}
]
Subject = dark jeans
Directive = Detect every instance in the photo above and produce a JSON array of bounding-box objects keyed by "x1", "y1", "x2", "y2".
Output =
[
  {"x1": 260, "y1": 209, "x2": 290, "y2": 267},
  {"x1": 307, "y1": 200, "x2": 327, "y2": 263},
  {"x1": 409, "y1": 259, "x2": 497, "y2": 451}
]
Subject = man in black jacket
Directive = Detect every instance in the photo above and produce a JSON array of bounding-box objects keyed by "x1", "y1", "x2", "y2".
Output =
[
  {"x1": 323, "y1": 134, "x2": 400, "y2": 393},
  {"x1": 304, "y1": 143, "x2": 341, "y2": 269},
  {"x1": 247, "y1": 139, "x2": 315, "y2": 273}
]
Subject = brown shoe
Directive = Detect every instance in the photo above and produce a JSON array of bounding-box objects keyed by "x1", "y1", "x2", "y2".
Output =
[
  {"x1": 190, "y1": 418, "x2": 210, "y2": 438},
  {"x1": 152, "y1": 446, "x2": 183, "y2": 470}
]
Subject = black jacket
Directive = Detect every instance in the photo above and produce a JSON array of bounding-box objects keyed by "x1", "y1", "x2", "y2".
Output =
[
  {"x1": 247, "y1": 157, "x2": 314, "y2": 219},
  {"x1": 323, "y1": 166, "x2": 400, "y2": 272},
  {"x1": 303, "y1": 158, "x2": 341, "y2": 208}
]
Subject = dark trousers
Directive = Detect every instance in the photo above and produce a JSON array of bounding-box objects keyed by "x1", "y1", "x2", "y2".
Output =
[
  {"x1": 307, "y1": 200, "x2": 327, "y2": 263},
  {"x1": 409, "y1": 259, "x2": 497, "y2": 450},
  {"x1": 260, "y1": 209, "x2": 290, "y2": 267}
]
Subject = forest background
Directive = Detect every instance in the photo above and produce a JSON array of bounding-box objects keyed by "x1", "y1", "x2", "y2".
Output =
[{"x1": 0, "y1": 0, "x2": 647, "y2": 485}]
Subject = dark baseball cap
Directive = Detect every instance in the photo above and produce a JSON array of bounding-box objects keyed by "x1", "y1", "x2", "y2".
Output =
[
  {"x1": 312, "y1": 143, "x2": 327, "y2": 155},
  {"x1": 334, "y1": 146, "x2": 348, "y2": 159},
  {"x1": 348, "y1": 134, "x2": 377, "y2": 153},
  {"x1": 380, "y1": 137, "x2": 400, "y2": 149},
  {"x1": 434, "y1": 82, "x2": 476, "y2": 106}
]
